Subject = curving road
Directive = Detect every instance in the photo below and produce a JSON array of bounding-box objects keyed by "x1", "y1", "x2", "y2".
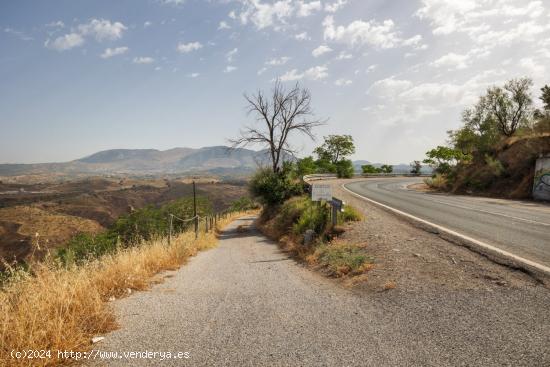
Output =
[{"x1": 344, "y1": 178, "x2": 550, "y2": 269}]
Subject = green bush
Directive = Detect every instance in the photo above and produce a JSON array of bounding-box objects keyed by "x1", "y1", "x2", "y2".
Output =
[
  {"x1": 313, "y1": 242, "x2": 372, "y2": 276},
  {"x1": 57, "y1": 231, "x2": 118, "y2": 265},
  {"x1": 56, "y1": 196, "x2": 213, "y2": 265},
  {"x1": 338, "y1": 205, "x2": 362, "y2": 223},
  {"x1": 249, "y1": 167, "x2": 303, "y2": 206},
  {"x1": 335, "y1": 159, "x2": 354, "y2": 178},
  {"x1": 293, "y1": 202, "x2": 329, "y2": 236},
  {"x1": 229, "y1": 196, "x2": 259, "y2": 212}
]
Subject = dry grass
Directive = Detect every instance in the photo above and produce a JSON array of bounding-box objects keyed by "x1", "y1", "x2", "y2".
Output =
[
  {"x1": 0, "y1": 206, "x2": 104, "y2": 245},
  {"x1": 0, "y1": 210, "x2": 253, "y2": 366}
]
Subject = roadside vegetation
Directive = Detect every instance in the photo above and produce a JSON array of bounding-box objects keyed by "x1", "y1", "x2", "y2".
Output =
[
  {"x1": 0, "y1": 196, "x2": 256, "y2": 366},
  {"x1": 231, "y1": 81, "x2": 371, "y2": 280},
  {"x1": 423, "y1": 78, "x2": 550, "y2": 198}
]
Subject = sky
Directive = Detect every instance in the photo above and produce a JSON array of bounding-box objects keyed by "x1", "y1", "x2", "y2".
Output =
[{"x1": 1, "y1": 0, "x2": 549, "y2": 164}]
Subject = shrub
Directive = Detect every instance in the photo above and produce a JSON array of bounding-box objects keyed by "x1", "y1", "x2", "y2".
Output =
[
  {"x1": 312, "y1": 240, "x2": 373, "y2": 277},
  {"x1": 424, "y1": 174, "x2": 448, "y2": 190},
  {"x1": 229, "y1": 196, "x2": 259, "y2": 212},
  {"x1": 335, "y1": 159, "x2": 354, "y2": 178},
  {"x1": 249, "y1": 168, "x2": 302, "y2": 206},
  {"x1": 293, "y1": 201, "x2": 330, "y2": 236},
  {"x1": 338, "y1": 205, "x2": 363, "y2": 223}
]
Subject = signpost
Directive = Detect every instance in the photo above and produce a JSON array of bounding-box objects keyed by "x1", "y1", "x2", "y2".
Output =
[{"x1": 311, "y1": 184, "x2": 332, "y2": 201}]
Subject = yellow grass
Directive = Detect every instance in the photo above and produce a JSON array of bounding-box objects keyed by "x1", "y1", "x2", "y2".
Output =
[{"x1": 0, "y1": 210, "x2": 255, "y2": 366}]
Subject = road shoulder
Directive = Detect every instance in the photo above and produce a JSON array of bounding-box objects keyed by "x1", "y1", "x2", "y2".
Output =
[{"x1": 326, "y1": 178, "x2": 545, "y2": 292}]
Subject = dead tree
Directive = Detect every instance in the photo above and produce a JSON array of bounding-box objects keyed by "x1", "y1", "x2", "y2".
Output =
[{"x1": 230, "y1": 80, "x2": 325, "y2": 173}]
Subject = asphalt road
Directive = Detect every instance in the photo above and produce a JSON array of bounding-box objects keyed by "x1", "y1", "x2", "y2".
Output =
[
  {"x1": 344, "y1": 178, "x2": 550, "y2": 269},
  {"x1": 92, "y1": 216, "x2": 549, "y2": 366}
]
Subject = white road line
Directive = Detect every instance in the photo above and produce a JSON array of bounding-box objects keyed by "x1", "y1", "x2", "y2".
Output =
[
  {"x1": 342, "y1": 183, "x2": 550, "y2": 276},
  {"x1": 372, "y1": 180, "x2": 550, "y2": 227}
]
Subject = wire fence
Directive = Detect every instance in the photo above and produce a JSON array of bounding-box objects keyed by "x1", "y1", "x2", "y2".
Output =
[{"x1": 167, "y1": 210, "x2": 237, "y2": 246}]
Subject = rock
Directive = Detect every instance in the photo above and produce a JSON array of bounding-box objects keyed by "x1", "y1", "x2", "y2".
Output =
[
  {"x1": 108, "y1": 296, "x2": 116, "y2": 302},
  {"x1": 91, "y1": 336, "x2": 104, "y2": 344},
  {"x1": 127, "y1": 288, "x2": 132, "y2": 295},
  {"x1": 304, "y1": 230, "x2": 316, "y2": 245}
]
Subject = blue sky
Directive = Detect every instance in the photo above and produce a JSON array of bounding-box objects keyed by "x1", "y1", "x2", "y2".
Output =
[{"x1": 1, "y1": 0, "x2": 549, "y2": 164}]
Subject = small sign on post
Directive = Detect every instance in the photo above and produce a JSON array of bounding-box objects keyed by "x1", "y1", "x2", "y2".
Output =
[{"x1": 311, "y1": 184, "x2": 332, "y2": 201}]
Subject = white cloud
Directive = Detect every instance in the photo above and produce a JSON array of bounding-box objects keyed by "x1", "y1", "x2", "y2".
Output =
[
  {"x1": 297, "y1": 1, "x2": 321, "y2": 17},
  {"x1": 4, "y1": 27, "x2": 34, "y2": 41},
  {"x1": 236, "y1": 0, "x2": 294, "y2": 29},
  {"x1": 78, "y1": 19, "x2": 127, "y2": 41},
  {"x1": 224, "y1": 65, "x2": 237, "y2": 73},
  {"x1": 266, "y1": 56, "x2": 291, "y2": 65},
  {"x1": 280, "y1": 65, "x2": 328, "y2": 81},
  {"x1": 257, "y1": 67, "x2": 268, "y2": 75},
  {"x1": 416, "y1": 0, "x2": 549, "y2": 48},
  {"x1": 45, "y1": 33, "x2": 84, "y2": 51},
  {"x1": 365, "y1": 70, "x2": 508, "y2": 125},
  {"x1": 519, "y1": 57, "x2": 546, "y2": 77},
  {"x1": 188, "y1": 72, "x2": 200, "y2": 78},
  {"x1": 431, "y1": 52, "x2": 469, "y2": 70},
  {"x1": 312, "y1": 45, "x2": 333, "y2": 57},
  {"x1": 323, "y1": 15, "x2": 403, "y2": 49},
  {"x1": 235, "y1": 0, "x2": 323, "y2": 30},
  {"x1": 46, "y1": 21, "x2": 64, "y2": 28},
  {"x1": 100, "y1": 46, "x2": 129, "y2": 59},
  {"x1": 133, "y1": 56, "x2": 155, "y2": 64},
  {"x1": 162, "y1": 0, "x2": 185, "y2": 5},
  {"x1": 144, "y1": 21, "x2": 152, "y2": 28},
  {"x1": 335, "y1": 78, "x2": 352, "y2": 86},
  {"x1": 177, "y1": 41, "x2": 203, "y2": 53},
  {"x1": 336, "y1": 51, "x2": 353, "y2": 60},
  {"x1": 218, "y1": 21, "x2": 231, "y2": 30},
  {"x1": 325, "y1": 0, "x2": 347, "y2": 13},
  {"x1": 366, "y1": 64, "x2": 378, "y2": 73},
  {"x1": 226, "y1": 48, "x2": 238, "y2": 62},
  {"x1": 295, "y1": 32, "x2": 310, "y2": 41}
]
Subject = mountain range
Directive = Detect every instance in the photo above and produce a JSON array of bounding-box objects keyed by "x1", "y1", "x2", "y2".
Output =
[
  {"x1": 0, "y1": 146, "x2": 277, "y2": 177},
  {"x1": 0, "y1": 147, "x2": 431, "y2": 177}
]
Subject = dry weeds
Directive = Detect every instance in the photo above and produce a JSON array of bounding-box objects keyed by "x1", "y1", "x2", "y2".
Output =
[{"x1": 0, "y1": 210, "x2": 255, "y2": 366}]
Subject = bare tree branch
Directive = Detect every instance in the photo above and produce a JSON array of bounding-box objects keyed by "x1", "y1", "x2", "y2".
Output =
[{"x1": 229, "y1": 79, "x2": 326, "y2": 173}]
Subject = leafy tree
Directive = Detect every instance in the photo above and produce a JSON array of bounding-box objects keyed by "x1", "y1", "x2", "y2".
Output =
[
  {"x1": 249, "y1": 167, "x2": 302, "y2": 206},
  {"x1": 410, "y1": 161, "x2": 422, "y2": 176},
  {"x1": 335, "y1": 159, "x2": 354, "y2": 178},
  {"x1": 295, "y1": 156, "x2": 317, "y2": 177},
  {"x1": 541, "y1": 85, "x2": 550, "y2": 111},
  {"x1": 314, "y1": 135, "x2": 355, "y2": 165},
  {"x1": 361, "y1": 164, "x2": 381, "y2": 174},
  {"x1": 231, "y1": 80, "x2": 325, "y2": 173},
  {"x1": 423, "y1": 146, "x2": 466, "y2": 175},
  {"x1": 485, "y1": 78, "x2": 533, "y2": 137},
  {"x1": 380, "y1": 164, "x2": 393, "y2": 174}
]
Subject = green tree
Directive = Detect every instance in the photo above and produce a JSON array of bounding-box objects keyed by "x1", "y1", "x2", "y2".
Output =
[
  {"x1": 410, "y1": 161, "x2": 422, "y2": 176},
  {"x1": 541, "y1": 85, "x2": 550, "y2": 111},
  {"x1": 295, "y1": 156, "x2": 317, "y2": 177},
  {"x1": 314, "y1": 135, "x2": 355, "y2": 165},
  {"x1": 361, "y1": 164, "x2": 381, "y2": 174},
  {"x1": 423, "y1": 146, "x2": 466, "y2": 175},
  {"x1": 485, "y1": 78, "x2": 533, "y2": 137},
  {"x1": 335, "y1": 159, "x2": 354, "y2": 178},
  {"x1": 380, "y1": 164, "x2": 393, "y2": 174}
]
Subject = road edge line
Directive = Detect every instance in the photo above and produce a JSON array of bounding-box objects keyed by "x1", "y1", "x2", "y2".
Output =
[{"x1": 341, "y1": 182, "x2": 550, "y2": 280}]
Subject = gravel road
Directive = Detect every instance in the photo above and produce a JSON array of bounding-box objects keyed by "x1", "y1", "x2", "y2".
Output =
[
  {"x1": 91, "y1": 216, "x2": 549, "y2": 367},
  {"x1": 345, "y1": 177, "x2": 550, "y2": 268}
]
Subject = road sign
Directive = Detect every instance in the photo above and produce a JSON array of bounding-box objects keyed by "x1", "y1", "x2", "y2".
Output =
[{"x1": 311, "y1": 184, "x2": 332, "y2": 201}]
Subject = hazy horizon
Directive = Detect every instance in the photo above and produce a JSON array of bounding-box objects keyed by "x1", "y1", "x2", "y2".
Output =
[{"x1": 1, "y1": 0, "x2": 549, "y2": 164}]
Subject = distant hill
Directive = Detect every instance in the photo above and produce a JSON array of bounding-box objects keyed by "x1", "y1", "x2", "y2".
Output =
[
  {"x1": 352, "y1": 161, "x2": 432, "y2": 174},
  {"x1": 0, "y1": 146, "x2": 286, "y2": 177}
]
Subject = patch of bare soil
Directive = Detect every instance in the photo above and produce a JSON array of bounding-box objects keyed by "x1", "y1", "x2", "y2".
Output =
[{"x1": 327, "y1": 179, "x2": 543, "y2": 292}]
